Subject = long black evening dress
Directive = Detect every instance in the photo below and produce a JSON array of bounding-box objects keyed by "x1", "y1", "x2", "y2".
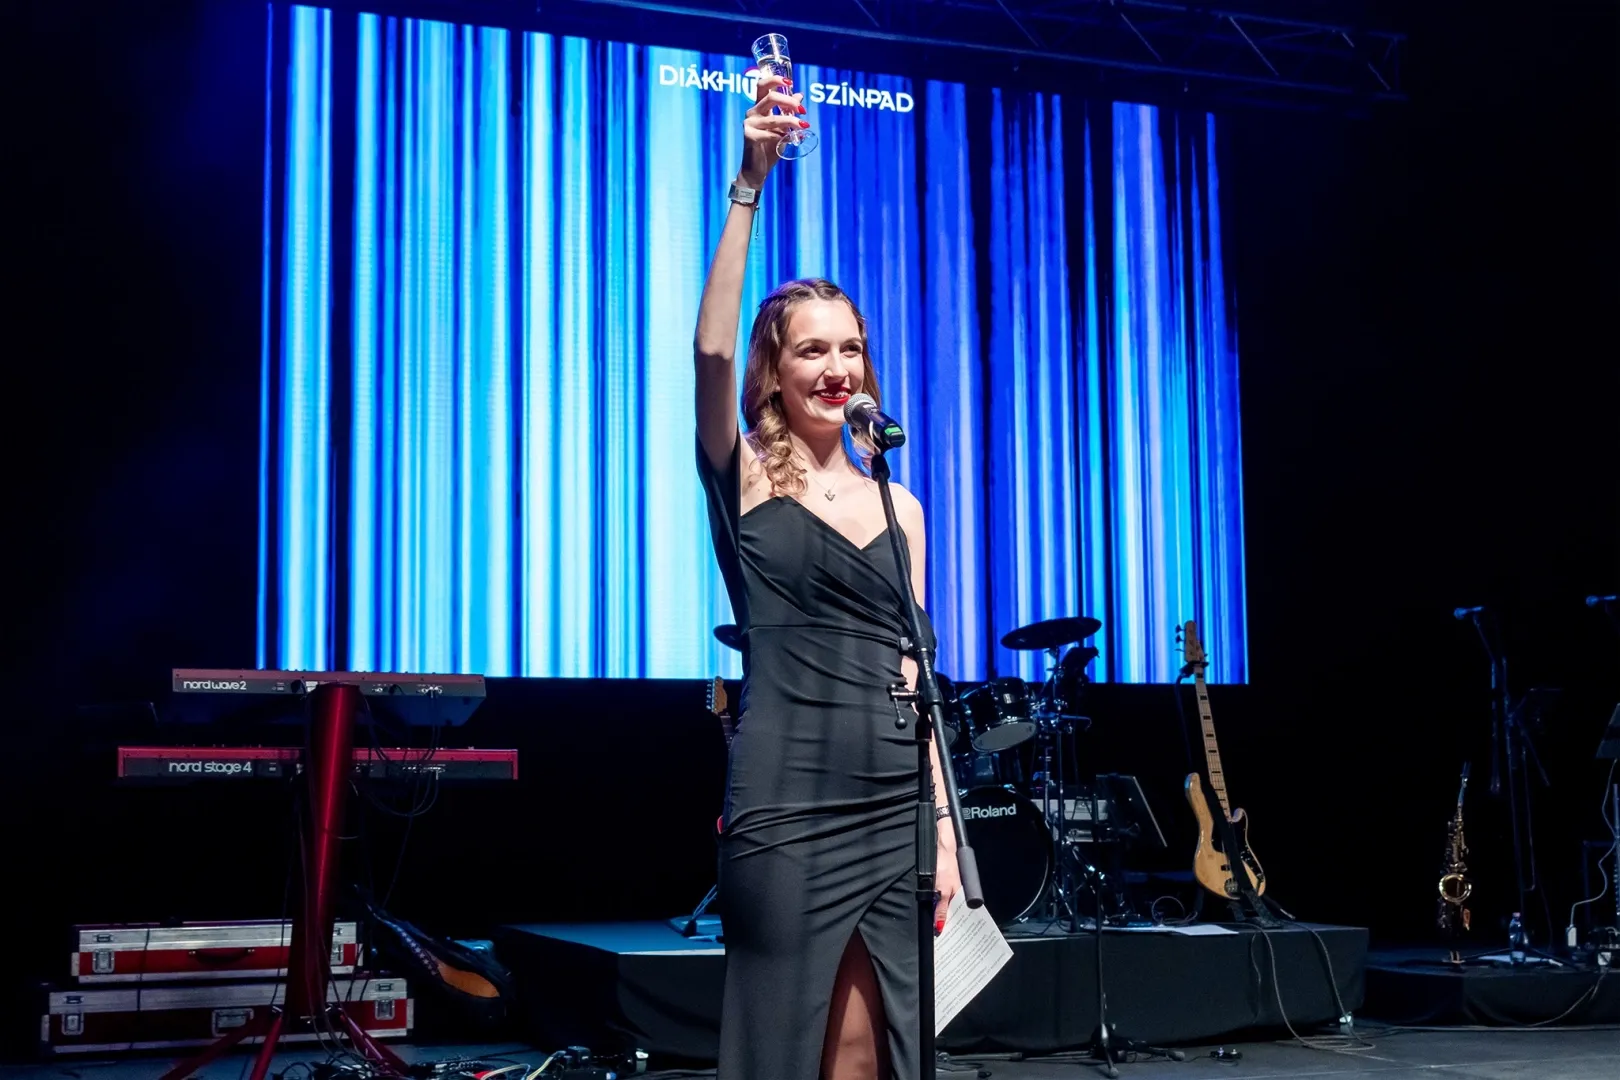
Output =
[{"x1": 699, "y1": 435, "x2": 932, "y2": 1080}]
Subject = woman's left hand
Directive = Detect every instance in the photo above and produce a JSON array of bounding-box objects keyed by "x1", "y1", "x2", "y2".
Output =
[{"x1": 934, "y1": 828, "x2": 962, "y2": 935}]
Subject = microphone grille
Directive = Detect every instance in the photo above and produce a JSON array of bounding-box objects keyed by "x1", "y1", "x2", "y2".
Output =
[{"x1": 843, "y1": 393, "x2": 877, "y2": 424}]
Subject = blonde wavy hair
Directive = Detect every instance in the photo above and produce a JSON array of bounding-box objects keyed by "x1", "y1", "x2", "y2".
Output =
[{"x1": 741, "y1": 278, "x2": 882, "y2": 496}]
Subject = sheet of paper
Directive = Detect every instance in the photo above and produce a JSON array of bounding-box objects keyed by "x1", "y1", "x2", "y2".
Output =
[
  {"x1": 1163, "y1": 923, "x2": 1239, "y2": 936},
  {"x1": 934, "y1": 890, "x2": 1013, "y2": 1035}
]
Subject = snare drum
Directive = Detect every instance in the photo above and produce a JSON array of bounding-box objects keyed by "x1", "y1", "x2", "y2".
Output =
[
  {"x1": 961, "y1": 678, "x2": 1037, "y2": 753},
  {"x1": 956, "y1": 786, "x2": 1053, "y2": 926}
]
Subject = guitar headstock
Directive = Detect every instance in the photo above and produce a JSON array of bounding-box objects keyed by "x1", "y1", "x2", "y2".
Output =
[
  {"x1": 1180, "y1": 620, "x2": 1207, "y2": 679},
  {"x1": 706, "y1": 676, "x2": 729, "y2": 718}
]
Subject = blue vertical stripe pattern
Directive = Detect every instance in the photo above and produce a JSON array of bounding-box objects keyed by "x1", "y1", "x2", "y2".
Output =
[
  {"x1": 255, "y1": 1, "x2": 277, "y2": 669},
  {"x1": 1194, "y1": 114, "x2": 1247, "y2": 681},
  {"x1": 987, "y1": 89, "x2": 1081, "y2": 684},
  {"x1": 921, "y1": 80, "x2": 982, "y2": 682},
  {"x1": 262, "y1": 7, "x2": 1247, "y2": 683},
  {"x1": 1102, "y1": 104, "x2": 1246, "y2": 682},
  {"x1": 1075, "y1": 110, "x2": 1113, "y2": 682},
  {"x1": 275, "y1": 4, "x2": 333, "y2": 670}
]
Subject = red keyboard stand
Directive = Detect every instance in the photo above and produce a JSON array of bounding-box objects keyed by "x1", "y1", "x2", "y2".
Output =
[{"x1": 161, "y1": 683, "x2": 408, "y2": 1079}]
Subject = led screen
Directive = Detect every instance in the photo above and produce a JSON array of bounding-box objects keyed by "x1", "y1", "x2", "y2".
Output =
[{"x1": 258, "y1": 4, "x2": 1248, "y2": 683}]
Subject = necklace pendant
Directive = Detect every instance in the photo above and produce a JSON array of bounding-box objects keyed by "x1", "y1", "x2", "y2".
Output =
[{"x1": 823, "y1": 490, "x2": 836, "y2": 501}]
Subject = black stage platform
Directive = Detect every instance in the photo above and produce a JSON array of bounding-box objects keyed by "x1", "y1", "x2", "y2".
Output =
[
  {"x1": 494, "y1": 919, "x2": 1368, "y2": 1061},
  {"x1": 1364, "y1": 947, "x2": 1620, "y2": 1026}
]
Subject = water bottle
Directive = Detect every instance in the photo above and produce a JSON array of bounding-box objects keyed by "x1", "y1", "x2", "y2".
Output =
[{"x1": 1507, "y1": 912, "x2": 1527, "y2": 965}]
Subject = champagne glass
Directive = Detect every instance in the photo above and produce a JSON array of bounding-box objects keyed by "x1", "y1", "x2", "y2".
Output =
[{"x1": 751, "y1": 33, "x2": 818, "y2": 160}]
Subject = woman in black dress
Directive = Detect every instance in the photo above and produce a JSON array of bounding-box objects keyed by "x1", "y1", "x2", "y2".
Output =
[{"x1": 694, "y1": 71, "x2": 963, "y2": 1080}]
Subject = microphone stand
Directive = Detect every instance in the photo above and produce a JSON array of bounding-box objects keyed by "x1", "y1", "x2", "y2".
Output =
[
  {"x1": 1591, "y1": 595, "x2": 1620, "y2": 638},
  {"x1": 1466, "y1": 612, "x2": 1533, "y2": 935},
  {"x1": 870, "y1": 447, "x2": 985, "y2": 1080}
]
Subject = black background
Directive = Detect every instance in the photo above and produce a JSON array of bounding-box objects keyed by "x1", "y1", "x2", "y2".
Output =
[{"x1": 10, "y1": 0, "x2": 1617, "y2": 1059}]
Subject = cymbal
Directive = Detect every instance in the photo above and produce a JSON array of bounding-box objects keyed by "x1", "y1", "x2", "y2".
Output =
[
  {"x1": 714, "y1": 624, "x2": 743, "y2": 651},
  {"x1": 1000, "y1": 616, "x2": 1102, "y2": 651}
]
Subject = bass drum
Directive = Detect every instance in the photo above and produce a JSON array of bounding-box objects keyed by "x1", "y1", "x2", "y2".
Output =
[{"x1": 956, "y1": 786, "x2": 1052, "y2": 927}]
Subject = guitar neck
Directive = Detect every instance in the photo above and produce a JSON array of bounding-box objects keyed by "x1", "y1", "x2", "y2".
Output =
[{"x1": 1193, "y1": 671, "x2": 1231, "y2": 816}]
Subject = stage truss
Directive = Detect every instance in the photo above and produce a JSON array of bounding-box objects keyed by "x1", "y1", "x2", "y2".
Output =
[{"x1": 428, "y1": 0, "x2": 1408, "y2": 110}]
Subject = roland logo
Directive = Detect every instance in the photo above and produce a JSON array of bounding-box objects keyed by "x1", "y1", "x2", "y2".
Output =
[
  {"x1": 181, "y1": 679, "x2": 250, "y2": 692},
  {"x1": 963, "y1": 804, "x2": 1017, "y2": 820}
]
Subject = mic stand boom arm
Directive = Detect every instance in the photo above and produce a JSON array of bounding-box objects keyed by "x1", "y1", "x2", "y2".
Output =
[{"x1": 869, "y1": 449, "x2": 984, "y2": 1080}]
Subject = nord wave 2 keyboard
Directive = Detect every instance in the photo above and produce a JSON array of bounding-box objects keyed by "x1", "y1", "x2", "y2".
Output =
[{"x1": 167, "y1": 669, "x2": 487, "y2": 727}]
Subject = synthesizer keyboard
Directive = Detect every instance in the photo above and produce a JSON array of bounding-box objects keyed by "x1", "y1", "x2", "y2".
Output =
[
  {"x1": 117, "y1": 745, "x2": 518, "y2": 783},
  {"x1": 167, "y1": 669, "x2": 487, "y2": 727}
]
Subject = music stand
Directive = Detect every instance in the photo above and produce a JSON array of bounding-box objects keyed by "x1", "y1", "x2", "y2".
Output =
[{"x1": 1096, "y1": 774, "x2": 1167, "y2": 851}]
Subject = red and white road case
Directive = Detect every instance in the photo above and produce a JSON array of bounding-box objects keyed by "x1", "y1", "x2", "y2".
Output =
[
  {"x1": 42, "y1": 975, "x2": 411, "y2": 1054},
  {"x1": 71, "y1": 920, "x2": 360, "y2": 983}
]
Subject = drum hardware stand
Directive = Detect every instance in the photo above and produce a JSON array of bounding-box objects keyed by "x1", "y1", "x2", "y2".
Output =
[
  {"x1": 870, "y1": 446, "x2": 985, "y2": 1080},
  {"x1": 1086, "y1": 779, "x2": 1120, "y2": 927},
  {"x1": 1066, "y1": 775, "x2": 1165, "y2": 931},
  {"x1": 1034, "y1": 710, "x2": 1084, "y2": 929},
  {"x1": 1032, "y1": 643, "x2": 1097, "y2": 931}
]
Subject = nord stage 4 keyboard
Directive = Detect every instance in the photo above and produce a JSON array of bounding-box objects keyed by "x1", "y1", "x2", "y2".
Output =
[
  {"x1": 117, "y1": 746, "x2": 518, "y2": 783},
  {"x1": 167, "y1": 669, "x2": 487, "y2": 728}
]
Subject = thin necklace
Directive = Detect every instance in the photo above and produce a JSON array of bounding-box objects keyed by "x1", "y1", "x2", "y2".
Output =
[{"x1": 803, "y1": 468, "x2": 840, "y2": 502}]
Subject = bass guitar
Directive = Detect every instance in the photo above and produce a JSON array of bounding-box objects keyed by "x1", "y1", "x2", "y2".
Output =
[
  {"x1": 1181, "y1": 620, "x2": 1266, "y2": 901},
  {"x1": 708, "y1": 675, "x2": 734, "y2": 747}
]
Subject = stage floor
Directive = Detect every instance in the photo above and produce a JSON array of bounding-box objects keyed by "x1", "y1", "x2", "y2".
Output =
[
  {"x1": 493, "y1": 917, "x2": 1369, "y2": 1060},
  {"x1": 2, "y1": 1026, "x2": 1616, "y2": 1078}
]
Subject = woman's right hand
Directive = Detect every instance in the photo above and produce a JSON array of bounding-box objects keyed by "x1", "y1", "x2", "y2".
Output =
[{"x1": 740, "y1": 72, "x2": 806, "y2": 188}]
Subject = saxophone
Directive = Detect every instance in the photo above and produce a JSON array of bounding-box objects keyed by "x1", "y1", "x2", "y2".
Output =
[{"x1": 1437, "y1": 762, "x2": 1472, "y2": 957}]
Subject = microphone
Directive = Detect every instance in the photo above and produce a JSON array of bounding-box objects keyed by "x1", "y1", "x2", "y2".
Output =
[
  {"x1": 1588, "y1": 595, "x2": 1617, "y2": 608},
  {"x1": 843, "y1": 393, "x2": 906, "y2": 451},
  {"x1": 1453, "y1": 606, "x2": 1486, "y2": 620}
]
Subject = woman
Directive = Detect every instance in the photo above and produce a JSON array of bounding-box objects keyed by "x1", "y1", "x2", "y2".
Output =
[{"x1": 693, "y1": 71, "x2": 962, "y2": 1080}]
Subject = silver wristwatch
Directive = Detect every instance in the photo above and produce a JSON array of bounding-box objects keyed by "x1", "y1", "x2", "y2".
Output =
[{"x1": 728, "y1": 180, "x2": 760, "y2": 208}]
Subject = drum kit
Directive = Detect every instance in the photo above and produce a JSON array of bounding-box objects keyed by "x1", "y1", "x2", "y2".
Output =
[{"x1": 713, "y1": 614, "x2": 1165, "y2": 930}]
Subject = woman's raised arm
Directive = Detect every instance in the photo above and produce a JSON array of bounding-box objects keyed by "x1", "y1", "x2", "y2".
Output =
[{"x1": 694, "y1": 72, "x2": 805, "y2": 470}]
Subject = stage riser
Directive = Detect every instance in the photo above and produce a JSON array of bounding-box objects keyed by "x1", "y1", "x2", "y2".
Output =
[
  {"x1": 495, "y1": 922, "x2": 1368, "y2": 1060},
  {"x1": 1365, "y1": 950, "x2": 1620, "y2": 1027}
]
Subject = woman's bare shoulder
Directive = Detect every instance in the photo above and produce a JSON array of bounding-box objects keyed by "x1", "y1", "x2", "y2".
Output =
[{"x1": 890, "y1": 480, "x2": 926, "y2": 523}]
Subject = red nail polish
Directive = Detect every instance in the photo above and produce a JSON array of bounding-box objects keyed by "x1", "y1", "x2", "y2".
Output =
[
  {"x1": 935, "y1": 919, "x2": 945, "y2": 933},
  {"x1": 798, "y1": 120, "x2": 811, "y2": 129}
]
